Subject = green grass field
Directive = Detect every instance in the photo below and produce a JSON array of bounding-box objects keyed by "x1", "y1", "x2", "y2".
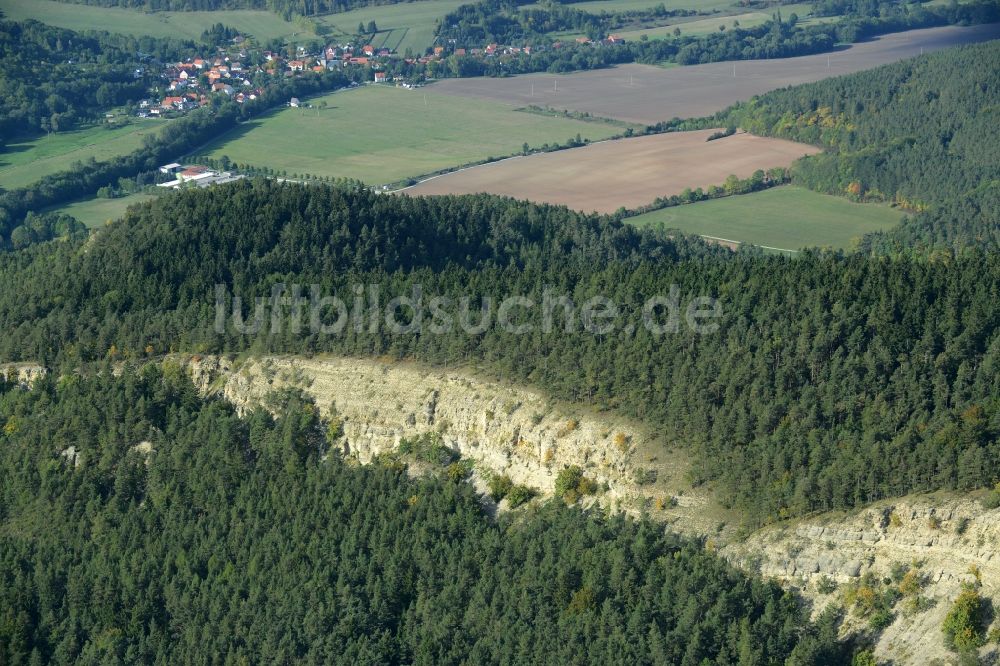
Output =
[
  {"x1": 617, "y1": 3, "x2": 814, "y2": 40},
  {"x1": 1, "y1": 119, "x2": 169, "y2": 190},
  {"x1": 0, "y1": 0, "x2": 308, "y2": 41},
  {"x1": 523, "y1": 0, "x2": 738, "y2": 12},
  {"x1": 200, "y1": 85, "x2": 625, "y2": 186},
  {"x1": 315, "y1": 0, "x2": 467, "y2": 55},
  {"x1": 618, "y1": 12, "x2": 771, "y2": 40},
  {"x1": 627, "y1": 186, "x2": 905, "y2": 251},
  {"x1": 51, "y1": 192, "x2": 160, "y2": 229}
]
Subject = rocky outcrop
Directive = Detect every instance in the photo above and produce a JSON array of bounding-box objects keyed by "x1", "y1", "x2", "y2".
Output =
[
  {"x1": 0, "y1": 363, "x2": 47, "y2": 387},
  {"x1": 724, "y1": 495, "x2": 1000, "y2": 665},
  {"x1": 180, "y1": 354, "x2": 723, "y2": 531}
]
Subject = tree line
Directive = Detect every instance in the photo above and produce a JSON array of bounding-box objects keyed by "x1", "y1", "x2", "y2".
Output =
[
  {"x1": 405, "y1": 0, "x2": 998, "y2": 78},
  {"x1": 28, "y1": 0, "x2": 431, "y2": 19},
  {"x1": 436, "y1": 0, "x2": 698, "y2": 46}
]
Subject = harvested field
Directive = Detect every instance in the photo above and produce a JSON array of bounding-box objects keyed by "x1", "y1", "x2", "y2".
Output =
[
  {"x1": 426, "y1": 23, "x2": 1000, "y2": 124},
  {"x1": 403, "y1": 129, "x2": 820, "y2": 214}
]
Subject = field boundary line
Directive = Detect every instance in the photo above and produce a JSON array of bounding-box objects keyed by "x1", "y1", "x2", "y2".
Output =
[{"x1": 699, "y1": 234, "x2": 799, "y2": 253}]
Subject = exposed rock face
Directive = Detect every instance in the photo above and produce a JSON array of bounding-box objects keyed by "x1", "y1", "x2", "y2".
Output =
[
  {"x1": 0, "y1": 363, "x2": 47, "y2": 387},
  {"x1": 724, "y1": 495, "x2": 1000, "y2": 666},
  {"x1": 59, "y1": 446, "x2": 81, "y2": 468},
  {"x1": 181, "y1": 354, "x2": 719, "y2": 530}
]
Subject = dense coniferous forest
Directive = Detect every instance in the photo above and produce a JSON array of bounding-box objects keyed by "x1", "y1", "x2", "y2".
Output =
[
  {"x1": 0, "y1": 366, "x2": 849, "y2": 664},
  {"x1": 0, "y1": 180, "x2": 997, "y2": 524},
  {"x1": 722, "y1": 40, "x2": 1000, "y2": 252}
]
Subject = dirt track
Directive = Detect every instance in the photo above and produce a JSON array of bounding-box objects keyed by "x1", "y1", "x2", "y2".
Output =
[
  {"x1": 427, "y1": 23, "x2": 1000, "y2": 124},
  {"x1": 403, "y1": 129, "x2": 821, "y2": 213}
]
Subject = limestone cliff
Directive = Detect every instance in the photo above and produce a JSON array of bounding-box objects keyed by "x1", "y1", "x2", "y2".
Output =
[
  {"x1": 724, "y1": 495, "x2": 1000, "y2": 665},
  {"x1": 0, "y1": 363, "x2": 47, "y2": 387},
  {"x1": 182, "y1": 353, "x2": 725, "y2": 530}
]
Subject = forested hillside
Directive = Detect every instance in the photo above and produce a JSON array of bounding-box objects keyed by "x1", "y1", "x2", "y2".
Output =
[
  {"x1": 0, "y1": 20, "x2": 194, "y2": 141},
  {"x1": 723, "y1": 39, "x2": 1000, "y2": 252},
  {"x1": 0, "y1": 181, "x2": 997, "y2": 524},
  {"x1": 0, "y1": 366, "x2": 848, "y2": 664}
]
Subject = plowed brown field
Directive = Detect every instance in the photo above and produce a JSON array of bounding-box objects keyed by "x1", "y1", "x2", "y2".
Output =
[{"x1": 404, "y1": 129, "x2": 821, "y2": 213}]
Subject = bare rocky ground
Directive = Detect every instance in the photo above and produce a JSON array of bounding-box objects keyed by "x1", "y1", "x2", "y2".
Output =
[
  {"x1": 725, "y1": 495, "x2": 1000, "y2": 665},
  {"x1": 183, "y1": 353, "x2": 725, "y2": 531}
]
